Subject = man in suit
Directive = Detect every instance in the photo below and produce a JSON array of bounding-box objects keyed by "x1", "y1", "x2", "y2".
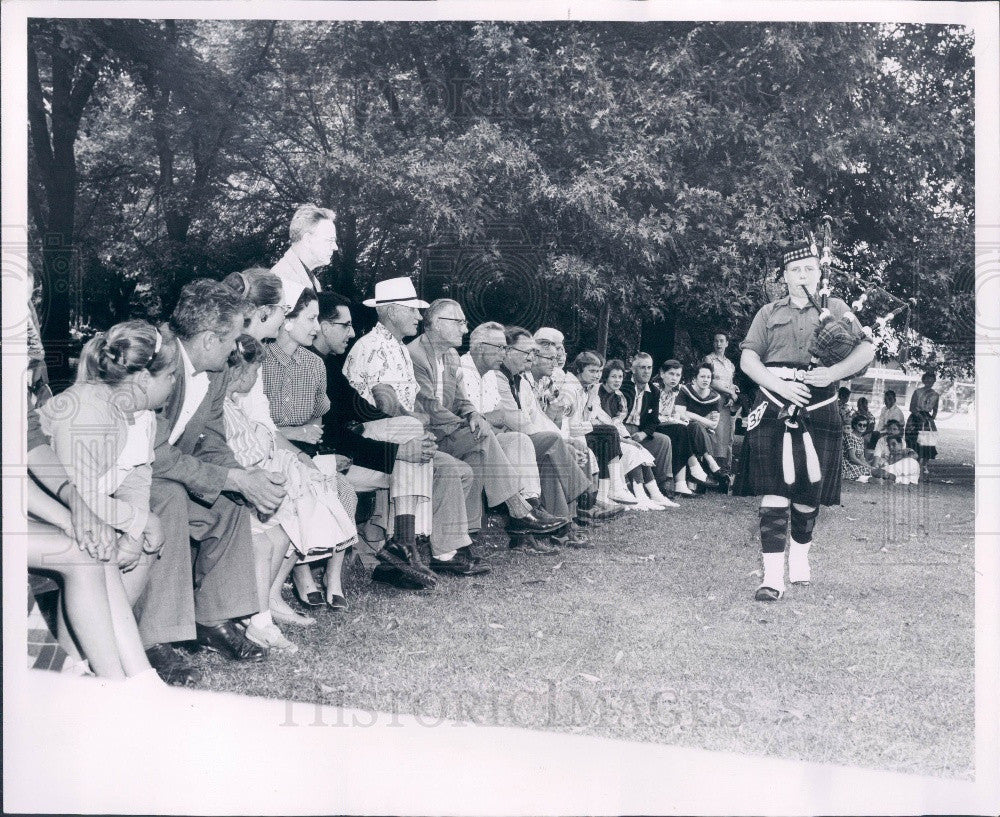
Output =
[
  {"x1": 498, "y1": 326, "x2": 592, "y2": 547},
  {"x1": 407, "y1": 298, "x2": 567, "y2": 553},
  {"x1": 134, "y1": 279, "x2": 287, "y2": 684},
  {"x1": 270, "y1": 204, "x2": 337, "y2": 300},
  {"x1": 620, "y1": 353, "x2": 677, "y2": 502}
]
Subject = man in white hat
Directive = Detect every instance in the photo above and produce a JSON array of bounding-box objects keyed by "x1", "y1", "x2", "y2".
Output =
[
  {"x1": 270, "y1": 204, "x2": 338, "y2": 304},
  {"x1": 344, "y1": 278, "x2": 487, "y2": 576}
]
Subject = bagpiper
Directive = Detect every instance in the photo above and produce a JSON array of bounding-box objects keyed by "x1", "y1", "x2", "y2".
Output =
[{"x1": 734, "y1": 227, "x2": 875, "y2": 601}]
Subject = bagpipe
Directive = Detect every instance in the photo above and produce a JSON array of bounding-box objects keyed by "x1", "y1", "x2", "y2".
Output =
[{"x1": 778, "y1": 216, "x2": 882, "y2": 486}]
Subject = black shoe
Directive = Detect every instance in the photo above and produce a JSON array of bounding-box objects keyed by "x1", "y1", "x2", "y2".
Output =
[
  {"x1": 712, "y1": 472, "x2": 732, "y2": 493},
  {"x1": 509, "y1": 533, "x2": 559, "y2": 554},
  {"x1": 508, "y1": 508, "x2": 567, "y2": 536},
  {"x1": 292, "y1": 575, "x2": 323, "y2": 608},
  {"x1": 195, "y1": 621, "x2": 267, "y2": 662},
  {"x1": 376, "y1": 539, "x2": 437, "y2": 586},
  {"x1": 379, "y1": 537, "x2": 437, "y2": 584},
  {"x1": 145, "y1": 643, "x2": 202, "y2": 686},
  {"x1": 527, "y1": 498, "x2": 569, "y2": 529},
  {"x1": 565, "y1": 525, "x2": 591, "y2": 549},
  {"x1": 372, "y1": 563, "x2": 430, "y2": 590},
  {"x1": 431, "y1": 547, "x2": 492, "y2": 576}
]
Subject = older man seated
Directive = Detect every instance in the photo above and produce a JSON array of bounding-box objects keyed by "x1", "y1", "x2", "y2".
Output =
[
  {"x1": 408, "y1": 299, "x2": 568, "y2": 557},
  {"x1": 498, "y1": 326, "x2": 592, "y2": 548},
  {"x1": 343, "y1": 278, "x2": 484, "y2": 580}
]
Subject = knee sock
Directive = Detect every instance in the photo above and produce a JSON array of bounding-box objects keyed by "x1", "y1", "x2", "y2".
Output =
[
  {"x1": 759, "y1": 504, "x2": 790, "y2": 590},
  {"x1": 789, "y1": 505, "x2": 818, "y2": 583},
  {"x1": 790, "y1": 505, "x2": 819, "y2": 545},
  {"x1": 394, "y1": 514, "x2": 416, "y2": 546},
  {"x1": 506, "y1": 493, "x2": 532, "y2": 518}
]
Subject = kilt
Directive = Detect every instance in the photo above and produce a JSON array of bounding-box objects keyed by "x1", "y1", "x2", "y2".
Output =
[{"x1": 733, "y1": 383, "x2": 843, "y2": 506}]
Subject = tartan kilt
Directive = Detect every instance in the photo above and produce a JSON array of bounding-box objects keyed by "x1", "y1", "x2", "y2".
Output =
[{"x1": 733, "y1": 386, "x2": 843, "y2": 506}]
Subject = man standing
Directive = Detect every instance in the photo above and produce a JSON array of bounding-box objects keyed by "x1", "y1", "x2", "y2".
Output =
[
  {"x1": 408, "y1": 299, "x2": 567, "y2": 555},
  {"x1": 312, "y1": 291, "x2": 482, "y2": 583},
  {"x1": 703, "y1": 333, "x2": 738, "y2": 469},
  {"x1": 270, "y1": 204, "x2": 338, "y2": 299},
  {"x1": 137, "y1": 279, "x2": 287, "y2": 683},
  {"x1": 499, "y1": 327, "x2": 592, "y2": 547},
  {"x1": 620, "y1": 353, "x2": 679, "y2": 506}
]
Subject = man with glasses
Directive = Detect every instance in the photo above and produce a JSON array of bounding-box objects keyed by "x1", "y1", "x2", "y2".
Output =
[
  {"x1": 270, "y1": 204, "x2": 338, "y2": 301},
  {"x1": 409, "y1": 300, "x2": 568, "y2": 556},
  {"x1": 461, "y1": 322, "x2": 571, "y2": 545},
  {"x1": 498, "y1": 326, "x2": 593, "y2": 548},
  {"x1": 313, "y1": 291, "x2": 480, "y2": 585}
]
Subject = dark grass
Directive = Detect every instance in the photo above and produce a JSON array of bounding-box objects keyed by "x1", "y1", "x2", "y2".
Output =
[{"x1": 193, "y1": 429, "x2": 976, "y2": 779}]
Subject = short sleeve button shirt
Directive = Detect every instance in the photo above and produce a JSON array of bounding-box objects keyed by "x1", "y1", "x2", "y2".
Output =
[
  {"x1": 740, "y1": 295, "x2": 860, "y2": 366},
  {"x1": 262, "y1": 342, "x2": 329, "y2": 426},
  {"x1": 342, "y1": 322, "x2": 419, "y2": 412}
]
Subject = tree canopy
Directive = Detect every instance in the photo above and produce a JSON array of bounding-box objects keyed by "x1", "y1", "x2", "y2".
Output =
[{"x1": 27, "y1": 19, "x2": 975, "y2": 377}]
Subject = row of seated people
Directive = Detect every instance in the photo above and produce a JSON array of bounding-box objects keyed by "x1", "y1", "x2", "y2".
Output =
[{"x1": 23, "y1": 206, "x2": 734, "y2": 685}]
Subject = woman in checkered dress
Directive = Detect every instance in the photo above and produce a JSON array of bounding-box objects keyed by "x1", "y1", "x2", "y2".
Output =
[{"x1": 734, "y1": 238, "x2": 875, "y2": 602}]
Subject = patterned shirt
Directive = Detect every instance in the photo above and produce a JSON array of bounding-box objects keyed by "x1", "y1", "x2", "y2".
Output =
[
  {"x1": 459, "y1": 353, "x2": 502, "y2": 413},
  {"x1": 658, "y1": 385, "x2": 681, "y2": 423},
  {"x1": 262, "y1": 342, "x2": 330, "y2": 426},
  {"x1": 343, "y1": 321, "x2": 419, "y2": 412}
]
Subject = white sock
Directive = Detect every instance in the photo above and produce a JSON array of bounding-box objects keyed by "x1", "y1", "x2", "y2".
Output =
[
  {"x1": 688, "y1": 460, "x2": 710, "y2": 482},
  {"x1": 761, "y1": 551, "x2": 786, "y2": 593},
  {"x1": 435, "y1": 550, "x2": 456, "y2": 561},
  {"x1": 126, "y1": 667, "x2": 167, "y2": 688},
  {"x1": 597, "y1": 478, "x2": 612, "y2": 503},
  {"x1": 646, "y1": 481, "x2": 678, "y2": 507},
  {"x1": 250, "y1": 610, "x2": 274, "y2": 629},
  {"x1": 788, "y1": 539, "x2": 811, "y2": 584}
]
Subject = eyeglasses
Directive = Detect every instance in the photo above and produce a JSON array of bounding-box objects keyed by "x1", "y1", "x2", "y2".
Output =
[
  {"x1": 479, "y1": 342, "x2": 509, "y2": 352},
  {"x1": 535, "y1": 354, "x2": 556, "y2": 362},
  {"x1": 508, "y1": 347, "x2": 535, "y2": 357},
  {"x1": 325, "y1": 321, "x2": 353, "y2": 329},
  {"x1": 437, "y1": 316, "x2": 468, "y2": 326}
]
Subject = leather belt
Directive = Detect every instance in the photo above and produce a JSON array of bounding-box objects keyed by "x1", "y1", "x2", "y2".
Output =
[
  {"x1": 766, "y1": 365, "x2": 809, "y2": 381},
  {"x1": 759, "y1": 386, "x2": 837, "y2": 412}
]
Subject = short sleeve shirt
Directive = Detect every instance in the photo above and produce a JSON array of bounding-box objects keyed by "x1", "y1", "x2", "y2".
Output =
[
  {"x1": 262, "y1": 342, "x2": 329, "y2": 426},
  {"x1": 342, "y1": 322, "x2": 419, "y2": 412},
  {"x1": 459, "y1": 353, "x2": 501, "y2": 413},
  {"x1": 740, "y1": 296, "x2": 860, "y2": 366}
]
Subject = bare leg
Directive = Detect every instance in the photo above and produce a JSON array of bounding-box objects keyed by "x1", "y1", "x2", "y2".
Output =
[
  {"x1": 323, "y1": 550, "x2": 346, "y2": 602},
  {"x1": 103, "y1": 563, "x2": 155, "y2": 677},
  {"x1": 27, "y1": 524, "x2": 125, "y2": 679}
]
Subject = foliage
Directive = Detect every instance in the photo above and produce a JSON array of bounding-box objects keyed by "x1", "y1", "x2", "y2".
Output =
[{"x1": 27, "y1": 20, "x2": 975, "y2": 374}]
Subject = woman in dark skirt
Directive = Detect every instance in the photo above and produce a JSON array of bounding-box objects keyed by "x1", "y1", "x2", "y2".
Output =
[
  {"x1": 904, "y1": 370, "x2": 940, "y2": 474},
  {"x1": 734, "y1": 238, "x2": 875, "y2": 601}
]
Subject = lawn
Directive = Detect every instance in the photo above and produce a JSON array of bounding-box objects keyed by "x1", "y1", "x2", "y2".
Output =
[{"x1": 194, "y1": 429, "x2": 976, "y2": 779}]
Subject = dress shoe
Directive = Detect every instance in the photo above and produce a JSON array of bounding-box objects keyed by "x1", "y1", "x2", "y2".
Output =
[
  {"x1": 377, "y1": 537, "x2": 438, "y2": 585},
  {"x1": 507, "y1": 508, "x2": 567, "y2": 536},
  {"x1": 593, "y1": 498, "x2": 625, "y2": 517},
  {"x1": 292, "y1": 581, "x2": 323, "y2": 608},
  {"x1": 372, "y1": 563, "x2": 430, "y2": 590},
  {"x1": 195, "y1": 620, "x2": 267, "y2": 662},
  {"x1": 527, "y1": 498, "x2": 570, "y2": 529},
  {"x1": 565, "y1": 525, "x2": 591, "y2": 549},
  {"x1": 325, "y1": 593, "x2": 349, "y2": 611},
  {"x1": 509, "y1": 533, "x2": 558, "y2": 554},
  {"x1": 431, "y1": 548, "x2": 491, "y2": 576},
  {"x1": 145, "y1": 643, "x2": 201, "y2": 686},
  {"x1": 271, "y1": 606, "x2": 316, "y2": 628}
]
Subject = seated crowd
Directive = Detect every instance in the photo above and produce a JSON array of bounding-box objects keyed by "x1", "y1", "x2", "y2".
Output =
[
  {"x1": 24, "y1": 205, "x2": 740, "y2": 686},
  {"x1": 839, "y1": 384, "x2": 936, "y2": 487}
]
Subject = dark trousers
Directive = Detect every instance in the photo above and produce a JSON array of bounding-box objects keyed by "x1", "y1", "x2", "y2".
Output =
[
  {"x1": 133, "y1": 479, "x2": 258, "y2": 647},
  {"x1": 656, "y1": 423, "x2": 695, "y2": 476},
  {"x1": 585, "y1": 424, "x2": 622, "y2": 478}
]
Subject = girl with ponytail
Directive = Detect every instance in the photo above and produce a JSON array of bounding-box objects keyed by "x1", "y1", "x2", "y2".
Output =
[{"x1": 38, "y1": 320, "x2": 179, "y2": 677}]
